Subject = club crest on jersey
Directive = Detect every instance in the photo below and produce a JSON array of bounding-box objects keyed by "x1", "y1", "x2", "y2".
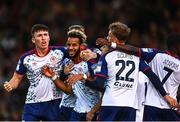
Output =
[
  {"x1": 32, "y1": 62, "x2": 37, "y2": 66},
  {"x1": 50, "y1": 56, "x2": 57, "y2": 64},
  {"x1": 78, "y1": 67, "x2": 83, "y2": 73}
]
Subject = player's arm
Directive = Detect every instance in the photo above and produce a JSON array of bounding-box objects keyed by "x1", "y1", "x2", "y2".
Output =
[
  {"x1": 42, "y1": 65, "x2": 73, "y2": 94},
  {"x1": 84, "y1": 55, "x2": 108, "y2": 92},
  {"x1": 140, "y1": 60, "x2": 179, "y2": 108},
  {"x1": 52, "y1": 77, "x2": 73, "y2": 94},
  {"x1": 80, "y1": 49, "x2": 98, "y2": 61},
  {"x1": 86, "y1": 98, "x2": 102, "y2": 121},
  {"x1": 85, "y1": 76, "x2": 106, "y2": 92},
  {"x1": 96, "y1": 38, "x2": 139, "y2": 56},
  {"x1": 96, "y1": 38, "x2": 157, "y2": 63},
  {"x1": 67, "y1": 73, "x2": 106, "y2": 92},
  {"x1": 4, "y1": 72, "x2": 24, "y2": 92},
  {"x1": 80, "y1": 48, "x2": 102, "y2": 62},
  {"x1": 67, "y1": 56, "x2": 107, "y2": 92}
]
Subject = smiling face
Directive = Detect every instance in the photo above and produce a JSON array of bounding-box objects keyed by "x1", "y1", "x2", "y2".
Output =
[
  {"x1": 66, "y1": 37, "x2": 81, "y2": 58},
  {"x1": 32, "y1": 30, "x2": 50, "y2": 50}
]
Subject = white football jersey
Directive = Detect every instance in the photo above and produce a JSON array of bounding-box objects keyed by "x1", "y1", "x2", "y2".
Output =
[
  {"x1": 136, "y1": 72, "x2": 148, "y2": 122},
  {"x1": 16, "y1": 46, "x2": 68, "y2": 103},
  {"x1": 60, "y1": 93, "x2": 76, "y2": 108},
  {"x1": 95, "y1": 50, "x2": 142, "y2": 109},
  {"x1": 59, "y1": 58, "x2": 76, "y2": 108},
  {"x1": 141, "y1": 48, "x2": 180, "y2": 109},
  {"x1": 64, "y1": 58, "x2": 100, "y2": 113}
]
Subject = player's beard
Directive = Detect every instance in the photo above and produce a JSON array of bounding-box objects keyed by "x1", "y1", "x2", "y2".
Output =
[{"x1": 70, "y1": 48, "x2": 81, "y2": 59}]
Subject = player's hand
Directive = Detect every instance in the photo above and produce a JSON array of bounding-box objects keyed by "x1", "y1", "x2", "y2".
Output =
[
  {"x1": 64, "y1": 63, "x2": 74, "y2": 75},
  {"x1": 96, "y1": 38, "x2": 111, "y2": 47},
  {"x1": 164, "y1": 95, "x2": 180, "y2": 108},
  {"x1": 80, "y1": 49, "x2": 97, "y2": 61},
  {"x1": 42, "y1": 65, "x2": 55, "y2": 78},
  {"x1": 3, "y1": 81, "x2": 13, "y2": 92},
  {"x1": 67, "y1": 74, "x2": 83, "y2": 85},
  {"x1": 86, "y1": 111, "x2": 95, "y2": 121}
]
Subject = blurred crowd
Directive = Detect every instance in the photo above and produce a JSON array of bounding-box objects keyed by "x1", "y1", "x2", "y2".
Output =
[{"x1": 0, "y1": 0, "x2": 179, "y2": 120}]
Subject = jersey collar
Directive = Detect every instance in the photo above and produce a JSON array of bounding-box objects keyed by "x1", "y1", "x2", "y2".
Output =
[{"x1": 34, "y1": 47, "x2": 50, "y2": 57}]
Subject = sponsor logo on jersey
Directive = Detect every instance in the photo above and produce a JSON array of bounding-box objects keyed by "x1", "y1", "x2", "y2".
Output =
[
  {"x1": 50, "y1": 56, "x2": 57, "y2": 64},
  {"x1": 32, "y1": 62, "x2": 37, "y2": 66},
  {"x1": 114, "y1": 81, "x2": 134, "y2": 89}
]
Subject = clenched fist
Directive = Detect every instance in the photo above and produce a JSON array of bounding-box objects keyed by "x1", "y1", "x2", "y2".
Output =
[{"x1": 4, "y1": 81, "x2": 13, "y2": 92}]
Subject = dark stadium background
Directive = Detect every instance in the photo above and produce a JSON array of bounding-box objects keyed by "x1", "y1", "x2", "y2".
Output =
[{"x1": 0, "y1": 0, "x2": 179, "y2": 120}]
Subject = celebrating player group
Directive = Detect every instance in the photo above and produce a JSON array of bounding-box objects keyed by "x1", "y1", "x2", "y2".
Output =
[{"x1": 4, "y1": 21, "x2": 180, "y2": 121}]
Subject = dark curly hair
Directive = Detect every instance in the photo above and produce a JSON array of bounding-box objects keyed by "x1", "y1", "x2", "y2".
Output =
[{"x1": 67, "y1": 25, "x2": 87, "y2": 44}]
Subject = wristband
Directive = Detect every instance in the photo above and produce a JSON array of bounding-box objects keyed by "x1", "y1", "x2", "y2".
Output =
[
  {"x1": 51, "y1": 74, "x2": 58, "y2": 81},
  {"x1": 111, "y1": 42, "x2": 117, "y2": 49},
  {"x1": 82, "y1": 74, "x2": 87, "y2": 80}
]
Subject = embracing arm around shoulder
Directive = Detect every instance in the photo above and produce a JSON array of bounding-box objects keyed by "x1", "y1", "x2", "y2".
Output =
[{"x1": 96, "y1": 38, "x2": 139, "y2": 56}]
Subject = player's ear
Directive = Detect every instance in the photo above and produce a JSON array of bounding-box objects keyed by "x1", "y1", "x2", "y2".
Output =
[
  {"x1": 32, "y1": 37, "x2": 35, "y2": 43},
  {"x1": 80, "y1": 43, "x2": 87, "y2": 51}
]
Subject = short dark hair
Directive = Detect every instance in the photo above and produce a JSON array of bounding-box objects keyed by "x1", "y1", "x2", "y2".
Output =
[
  {"x1": 166, "y1": 33, "x2": 180, "y2": 50},
  {"x1": 31, "y1": 24, "x2": 49, "y2": 36},
  {"x1": 67, "y1": 25, "x2": 87, "y2": 44},
  {"x1": 109, "y1": 22, "x2": 131, "y2": 40}
]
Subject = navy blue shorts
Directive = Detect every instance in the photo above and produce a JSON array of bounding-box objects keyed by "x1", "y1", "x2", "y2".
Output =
[
  {"x1": 70, "y1": 110, "x2": 98, "y2": 121},
  {"x1": 22, "y1": 98, "x2": 61, "y2": 121},
  {"x1": 59, "y1": 106, "x2": 74, "y2": 121},
  {"x1": 98, "y1": 106, "x2": 136, "y2": 121},
  {"x1": 143, "y1": 105, "x2": 180, "y2": 121}
]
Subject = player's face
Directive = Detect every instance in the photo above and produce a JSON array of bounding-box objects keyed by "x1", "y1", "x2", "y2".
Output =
[
  {"x1": 100, "y1": 45, "x2": 110, "y2": 55},
  {"x1": 32, "y1": 30, "x2": 50, "y2": 50},
  {"x1": 66, "y1": 37, "x2": 81, "y2": 58}
]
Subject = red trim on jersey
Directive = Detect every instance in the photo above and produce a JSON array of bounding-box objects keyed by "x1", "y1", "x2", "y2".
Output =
[
  {"x1": 165, "y1": 50, "x2": 179, "y2": 59},
  {"x1": 143, "y1": 67, "x2": 151, "y2": 72},
  {"x1": 34, "y1": 47, "x2": 50, "y2": 57},
  {"x1": 94, "y1": 74, "x2": 107, "y2": 78}
]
